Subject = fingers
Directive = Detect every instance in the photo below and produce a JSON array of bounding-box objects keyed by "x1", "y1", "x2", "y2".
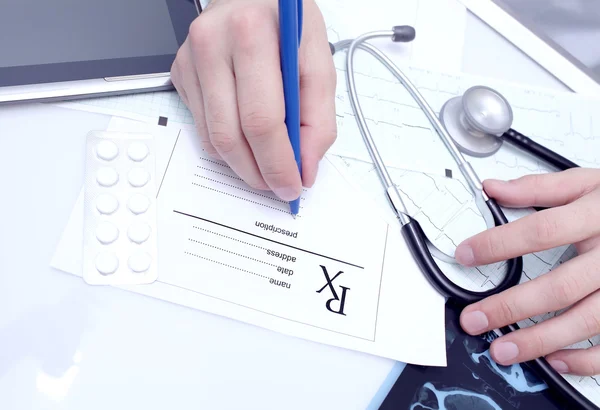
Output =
[
  {"x1": 297, "y1": 2, "x2": 337, "y2": 187},
  {"x1": 546, "y1": 344, "x2": 600, "y2": 376},
  {"x1": 483, "y1": 168, "x2": 600, "y2": 208},
  {"x1": 486, "y1": 290, "x2": 600, "y2": 367},
  {"x1": 188, "y1": 13, "x2": 269, "y2": 192},
  {"x1": 171, "y1": 38, "x2": 220, "y2": 160},
  {"x1": 170, "y1": 47, "x2": 189, "y2": 107},
  {"x1": 172, "y1": 0, "x2": 335, "y2": 197},
  {"x1": 231, "y1": 5, "x2": 302, "y2": 200},
  {"x1": 455, "y1": 187, "x2": 600, "y2": 267},
  {"x1": 578, "y1": 235, "x2": 600, "y2": 255},
  {"x1": 460, "y1": 250, "x2": 600, "y2": 336}
]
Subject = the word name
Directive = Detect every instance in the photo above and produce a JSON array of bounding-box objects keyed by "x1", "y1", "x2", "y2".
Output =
[{"x1": 269, "y1": 278, "x2": 291, "y2": 289}]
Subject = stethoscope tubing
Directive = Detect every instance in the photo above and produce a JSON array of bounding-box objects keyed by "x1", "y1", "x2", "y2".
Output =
[
  {"x1": 335, "y1": 31, "x2": 595, "y2": 410},
  {"x1": 503, "y1": 128, "x2": 580, "y2": 171},
  {"x1": 401, "y1": 198, "x2": 522, "y2": 304},
  {"x1": 342, "y1": 30, "x2": 523, "y2": 301}
]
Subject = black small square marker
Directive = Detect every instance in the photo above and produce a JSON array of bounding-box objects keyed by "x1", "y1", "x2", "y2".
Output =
[
  {"x1": 445, "y1": 169, "x2": 453, "y2": 178},
  {"x1": 158, "y1": 116, "x2": 168, "y2": 127}
]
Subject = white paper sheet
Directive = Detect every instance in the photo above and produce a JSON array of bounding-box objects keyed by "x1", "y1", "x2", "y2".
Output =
[
  {"x1": 327, "y1": 56, "x2": 600, "y2": 178},
  {"x1": 51, "y1": 117, "x2": 447, "y2": 367}
]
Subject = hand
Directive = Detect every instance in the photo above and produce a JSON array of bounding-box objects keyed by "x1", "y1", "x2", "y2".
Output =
[
  {"x1": 170, "y1": 0, "x2": 337, "y2": 201},
  {"x1": 455, "y1": 168, "x2": 600, "y2": 376}
]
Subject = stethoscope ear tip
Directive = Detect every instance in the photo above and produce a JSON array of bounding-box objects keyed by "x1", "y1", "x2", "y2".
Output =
[{"x1": 392, "y1": 25, "x2": 416, "y2": 42}]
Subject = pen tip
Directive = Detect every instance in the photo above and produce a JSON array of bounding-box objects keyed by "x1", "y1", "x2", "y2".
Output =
[{"x1": 292, "y1": 214, "x2": 297, "y2": 219}]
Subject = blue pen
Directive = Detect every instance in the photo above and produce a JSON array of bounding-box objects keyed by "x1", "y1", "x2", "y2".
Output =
[{"x1": 278, "y1": 0, "x2": 303, "y2": 217}]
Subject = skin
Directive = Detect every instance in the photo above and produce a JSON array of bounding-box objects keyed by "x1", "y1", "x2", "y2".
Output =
[
  {"x1": 456, "y1": 168, "x2": 600, "y2": 376},
  {"x1": 171, "y1": 0, "x2": 600, "y2": 377},
  {"x1": 170, "y1": 0, "x2": 337, "y2": 201}
]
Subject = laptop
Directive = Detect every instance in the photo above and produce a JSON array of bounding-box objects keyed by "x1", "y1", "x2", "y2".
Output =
[
  {"x1": 0, "y1": 0, "x2": 201, "y2": 104},
  {"x1": 460, "y1": 0, "x2": 600, "y2": 95}
]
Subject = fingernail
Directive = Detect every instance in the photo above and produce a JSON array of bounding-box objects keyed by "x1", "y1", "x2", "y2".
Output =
[
  {"x1": 461, "y1": 310, "x2": 488, "y2": 334},
  {"x1": 275, "y1": 186, "x2": 301, "y2": 201},
  {"x1": 493, "y1": 342, "x2": 519, "y2": 363},
  {"x1": 455, "y1": 244, "x2": 475, "y2": 266},
  {"x1": 549, "y1": 360, "x2": 569, "y2": 374}
]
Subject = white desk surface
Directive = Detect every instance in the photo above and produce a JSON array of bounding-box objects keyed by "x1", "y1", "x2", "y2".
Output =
[{"x1": 0, "y1": 11, "x2": 572, "y2": 410}]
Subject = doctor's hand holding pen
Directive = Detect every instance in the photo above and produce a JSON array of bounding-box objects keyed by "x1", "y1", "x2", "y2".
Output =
[
  {"x1": 457, "y1": 168, "x2": 600, "y2": 377},
  {"x1": 169, "y1": 0, "x2": 600, "y2": 378},
  {"x1": 169, "y1": 0, "x2": 336, "y2": 203}
]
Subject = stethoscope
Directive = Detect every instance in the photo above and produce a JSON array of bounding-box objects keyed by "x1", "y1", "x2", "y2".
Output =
[{"x1": 329, "y1": 26, "x2": 593, "y2": 410}]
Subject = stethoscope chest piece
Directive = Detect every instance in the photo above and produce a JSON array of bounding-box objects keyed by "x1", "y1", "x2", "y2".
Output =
[{"x1": 440, "y1": 86, "x2": 513, "y2": 157}]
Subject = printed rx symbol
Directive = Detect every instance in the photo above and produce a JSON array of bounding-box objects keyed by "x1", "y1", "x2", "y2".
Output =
[{"x1": 316, "y1": 265, "x2": 350, "y2": 316}]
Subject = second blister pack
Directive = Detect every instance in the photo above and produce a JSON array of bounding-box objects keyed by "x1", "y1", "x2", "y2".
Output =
[{"x1": 82, "y1": 130, "x2": 158, "y2": 285}]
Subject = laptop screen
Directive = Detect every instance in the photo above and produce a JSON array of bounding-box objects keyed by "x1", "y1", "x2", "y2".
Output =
[
  {"x1": 0, "y1": 0, "x2": 180, "y2": 69},
  {"x1": 0, "y1": 0, "x2": 197, "y2": 87}
]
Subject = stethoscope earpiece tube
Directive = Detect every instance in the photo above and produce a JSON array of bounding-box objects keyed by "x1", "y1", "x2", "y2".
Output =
[
  {"x1": 503, "y1": 129, "x2": 579, "y2": 171},
  {"x1": 502, "y1": 129, "x2": 579, "y2": 212}
]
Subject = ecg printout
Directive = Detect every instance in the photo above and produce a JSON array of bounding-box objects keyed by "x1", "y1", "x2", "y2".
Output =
[
  {"x1": 325, "y1": 55, "x2": 600, "y2": 402},
  {"x1": 327, "y1": 45, "x2": 600, "y2": 178}
]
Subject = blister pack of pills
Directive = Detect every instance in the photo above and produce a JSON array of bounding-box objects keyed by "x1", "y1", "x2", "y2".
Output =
[{"x1": 82, "y1": 130, "x2": 158, "y2": 285}]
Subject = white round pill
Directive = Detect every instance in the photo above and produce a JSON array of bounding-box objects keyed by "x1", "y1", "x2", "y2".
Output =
[
  {"x1": 128, "y1": 223, "x2": 151, "y2": 244},
  {"x1": 96, "y1": 140, "x2": 119, "y2": 161},
  {"x1": 96, "y1": 167, "x2": 119, "y2": 187},
  {"x1": 96, "y1": 194, "x2": 119, "y2": 215},
  {"x1": 128, "y1": 142, "x2": 149, "y2": 162},
  {"x1": 95, "y1": 252, "x2": 119, "y2": 275},
  {"x1": 128, "y1": 252, "x2": 152, "y2": 273},
  {"x1": 128, "y1": 168, "x2": 150, "y2": 187},
  {"x1": 96, "y1": 221, "x2": 119, "y2": 244},
  {"x1": 127, "y1": 194, "x2": 150, "y2": 215}
]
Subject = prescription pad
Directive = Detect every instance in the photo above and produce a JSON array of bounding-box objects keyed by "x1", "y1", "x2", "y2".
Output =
[{"x1": 51, "y1": 117, "x2": 447, "y2": 367}]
